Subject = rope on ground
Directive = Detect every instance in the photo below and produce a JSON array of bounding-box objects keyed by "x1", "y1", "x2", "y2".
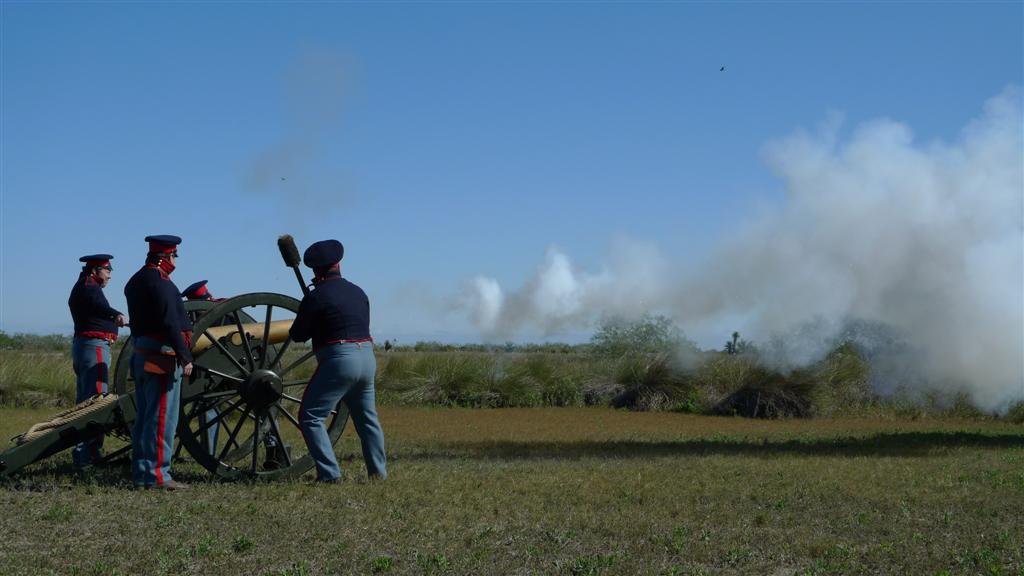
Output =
[{"x1": 15, "y1": 394, "x2": 120, "y2": 445}]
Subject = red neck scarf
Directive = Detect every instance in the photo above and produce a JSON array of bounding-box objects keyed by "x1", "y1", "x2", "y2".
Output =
[{"x1": 158, "y1": 259, "x2": 176, "y2": 275}]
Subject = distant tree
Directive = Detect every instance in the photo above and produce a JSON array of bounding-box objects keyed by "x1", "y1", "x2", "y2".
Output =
[
  {"x1": 725, "y1": 331, "x2": 740, "y2": 354},
  {"x1": 0, "y1": 331, "x2": 19, "y2": 350},
  {"x1": 590, "y1": 314, "x2": 695, "y2": 357},
  {"x1": 724, "y1": 331, "x2": 757, "y2": 355}
]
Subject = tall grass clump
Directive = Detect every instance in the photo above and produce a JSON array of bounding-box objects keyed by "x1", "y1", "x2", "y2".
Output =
[
  {"x1": 806, "y1": 341, "x2": 873, "y2": 416},
  {"x1": 503, "y1": 354, "x2": 591, "y2": 407},
  {"x1": 389, "y1": 352, "x2": 498, "y2": 407},
  {"x1": 710, "y1": 364, "x2": 817, "y2": 418},
  {"x1": 693, "y1": 352, "x2": 762, "y2": 407},
  {"x1": 377, "y1": 351, "x2": 600, "y2": 408},
  {"x1": 607, "y1": 353, "x2": 692, "y2": 411}
]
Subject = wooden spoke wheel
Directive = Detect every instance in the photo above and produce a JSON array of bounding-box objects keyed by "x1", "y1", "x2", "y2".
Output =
[
  {"x1": 177, "y1": 293, "x2": 349, "y2": 480},
  {"x1": 112, "y1": 300, "x2": 239, "y2": 395}
]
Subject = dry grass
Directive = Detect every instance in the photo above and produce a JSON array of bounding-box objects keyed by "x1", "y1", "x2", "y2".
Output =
[{"x1": 2, "y1": 406, "x2": 1022, "y2": 575}]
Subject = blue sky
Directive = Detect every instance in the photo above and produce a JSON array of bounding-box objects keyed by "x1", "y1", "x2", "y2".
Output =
[{"x1": 1, "y1": 1, "x2": 1021, "y2": 345}]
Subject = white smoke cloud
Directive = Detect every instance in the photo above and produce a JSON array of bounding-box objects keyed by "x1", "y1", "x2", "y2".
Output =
[
  {"x1": 457, "y1": 88, "x2": 1024, "y2": 411},
  {"x1": 458, "y1": 238, "x2": 670, "y2": 338}
]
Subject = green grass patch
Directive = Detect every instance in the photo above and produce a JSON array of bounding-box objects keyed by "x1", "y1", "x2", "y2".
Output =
[{"x1": 2, "y1": 407, "x2": 1023, "y2": 575}]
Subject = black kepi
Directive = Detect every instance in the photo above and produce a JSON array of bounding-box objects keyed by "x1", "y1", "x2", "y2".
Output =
[{"x1": 303, "y1": 239, "x2": 344, "y2": 268}]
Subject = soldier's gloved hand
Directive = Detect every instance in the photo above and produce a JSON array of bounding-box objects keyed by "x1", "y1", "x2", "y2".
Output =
[
  {"x1": 116, "y1": 314, "x2": 129, "y2": 327},
  {"x1": 182, "y1": 362, "x2": 194, "y2": 377}
]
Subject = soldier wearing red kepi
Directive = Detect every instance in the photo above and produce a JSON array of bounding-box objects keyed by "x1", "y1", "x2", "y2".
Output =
[
  {"x1": 181, "y1": 280, "x2": 215, "y2": 302},
  {"x1": 124, "y1": 235, "x2": 193, "y2": 490},
  {"x1": 68, "y1": 253, "x2": 128, "y2": 468}
]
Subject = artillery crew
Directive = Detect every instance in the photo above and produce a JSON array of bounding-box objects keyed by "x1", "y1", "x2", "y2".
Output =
[
  {"x1": 68, "y1": 254, "x2": 128, "y2": 467},
  {"x1": 124, "y1": 235, "x2": 193, "y2": 490},
  {"x1": 289, "y1": 239, "x2": 387, "y2": 482}
]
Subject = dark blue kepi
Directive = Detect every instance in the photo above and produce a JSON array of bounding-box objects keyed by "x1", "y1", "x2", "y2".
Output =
[
  {"x1": 79, "y1": 254, "x2": 113, "y2": 269},
  {"x1": 144, "y1": 235, "x2": 181, "y2": 245},
  {"x1": 181, "y1": 280, "x2": 211, "y2": 300},
  {"x1": 303, "y1": 240, "x2": 344, "y2": 268}
]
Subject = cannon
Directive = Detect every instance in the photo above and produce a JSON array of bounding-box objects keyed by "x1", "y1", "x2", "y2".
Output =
[{"x1": 0, "y1": 236, "x2": 349, "y2": 481}]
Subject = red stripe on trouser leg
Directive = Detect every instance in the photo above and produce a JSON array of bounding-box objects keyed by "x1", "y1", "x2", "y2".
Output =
[
  {"x1": 155, "y1": 374, "x2": 169, "y2": 486},
  {"x1": 94, "y1": 346, "x2": 104, "y2": 395}
]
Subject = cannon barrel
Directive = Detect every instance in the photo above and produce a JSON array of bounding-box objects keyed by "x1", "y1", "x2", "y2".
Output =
[{"x1": 193, "y1": 319, "x2": 294, "y2": 354}]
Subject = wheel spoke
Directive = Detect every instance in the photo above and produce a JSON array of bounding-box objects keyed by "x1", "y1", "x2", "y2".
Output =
[
  {"x1": 279, "y1": 350, "x2": 315, "y2": 377},
  {"x1": 268, "y1": 337, "x2": 293, "y2": 371},
  {"x1": 190, "y1": 397, "x2": 245, "y2": 438},
  {"x1": 277, "y1": 403, "x2": 303, "y2": 431},
  {"x1": 233, "y1": 312, "x2": 257, "y2": 372},
  {"x1": 196, "y1": 388, "x2": 242, "y2": 401},
  {"x1": 260, "y1": 305, "x2": 274, "y2": 369},
  {"x1": 202, "y1": 328, "x2": 250, "y2": 376},
  {"x1": 251, "y1": 412, "x2": 263, "y2": 475},
  {"x1": 282, "y1": 379, "x2": 310, "y2": 388},
  {"x1": 280, "y1": 393, "x2": 303, "y2": 405},
  {"x1": 197, "y1": 366, "x2": 244, "y2": 384},
  {"x1": 281, "y1": 393, "x2": 337, "y2": 416},
  {"x1": 219, "y1": 408, "x2": 251, "y2": 462},
  {"x1": 267, "y1": 414, "x2": 293, "y2": 467}
]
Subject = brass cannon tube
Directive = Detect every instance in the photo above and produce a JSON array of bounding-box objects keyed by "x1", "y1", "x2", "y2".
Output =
[{"x1": 193, "y1": 319, "x2": 294, "y2": 354}]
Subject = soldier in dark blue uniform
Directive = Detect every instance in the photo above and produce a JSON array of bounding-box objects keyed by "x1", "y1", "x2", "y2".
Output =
[
  {"x1": 289, "y1": 239, "x2": 387, "y2": 482},
  {"x1": 68, "y1": 254, "x2": 128, "y2": 467},
  {"x1": 181, "y1": 279, "x2": 220, "y2": 454},
  {"x1": 182, "y1": 280, "x2": 214, "y2": 301},
  {"x1": 124, "y1": 235, "x2": 193, "y2": 490}
]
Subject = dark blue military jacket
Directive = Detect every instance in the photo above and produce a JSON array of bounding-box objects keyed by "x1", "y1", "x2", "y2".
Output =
[
  {"x1": 68, "y1": 273, "x2": 123, "y2": 336},
  {"x1": 124, "y1": 265, "x2": 193, "y2": 362},
  {"x1": 289, "y1": 273, "x2": 371, "y2": 348}
]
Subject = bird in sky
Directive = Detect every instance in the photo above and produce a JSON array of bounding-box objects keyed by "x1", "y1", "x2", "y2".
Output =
[{"x1": 720, "y1": 66, "x2": 726, "y2": 72}]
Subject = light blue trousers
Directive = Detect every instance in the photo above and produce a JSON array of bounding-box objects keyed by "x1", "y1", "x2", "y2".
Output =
[
  {"x1": 300, "y1": 342, "x2": 386, "y2": 481},
  {"x1": 71, "y1": 337, "x2": 110, "y2": 466},
  {"x1": 130, "y1": 337, "x2": 182, "y2": 487}
]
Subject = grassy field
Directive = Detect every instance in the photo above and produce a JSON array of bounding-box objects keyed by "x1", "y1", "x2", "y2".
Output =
[{"x1": 2, "y1": 406, "x2": 1022, "y2": 575}]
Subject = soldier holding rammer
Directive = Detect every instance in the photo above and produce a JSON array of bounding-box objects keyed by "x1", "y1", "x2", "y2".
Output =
[{"x1": 289, "y1": 239, "x2": 387, "y2": 482}]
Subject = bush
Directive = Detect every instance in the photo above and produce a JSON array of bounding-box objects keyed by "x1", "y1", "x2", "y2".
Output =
[
  {"x1": 693, "y1": 352, "x2": 760, "y2": 406},
  {"x1": 1005, "y1": 401, "x2": 1024, "y2": 424},
  {"x1": 712, "y1": 367, "x2": 816, "y2": 419},
  {"x1": 590, "y1": 314, "x2": 695, "y2": 357},
  {"x1": 0, "y1": 332, "x2": 75, "y2": 352},
  {"x1": 810, "y1": 341, "x2": 873, "y2": 416}
]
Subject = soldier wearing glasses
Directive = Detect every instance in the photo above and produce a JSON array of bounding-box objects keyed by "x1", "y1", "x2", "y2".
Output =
[{"x1": 68, "y1": 253, "x2": 128, "y2": 467}]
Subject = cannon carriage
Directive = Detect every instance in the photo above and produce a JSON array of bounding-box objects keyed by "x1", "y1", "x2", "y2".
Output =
[{"x1": 1, "y1": 237, "x2": 350, "y2": 481}]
